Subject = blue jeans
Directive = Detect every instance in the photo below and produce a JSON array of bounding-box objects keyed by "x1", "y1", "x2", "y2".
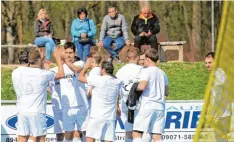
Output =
[
  {"x1": 103, "y1": 36, "x2": 125, "y2": 58},
  {"x1": 34, "y1": 37, "x2": 56, "y2": 61},
  {"x1": 74, "y1": 40, "x2": 91, "y2": 61}
]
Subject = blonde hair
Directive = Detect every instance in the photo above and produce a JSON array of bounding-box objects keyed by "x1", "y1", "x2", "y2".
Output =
[
  {"x1": 37, "y1": 9, "x2": 50, "y2": 20},
  {"x1": 28, "y1": 48, "x2": 41, "y2": 64},
  {"x1": 88, "y1": 52, "x2": 102, "y2": 64},
  {"x1": 127, "y1": 48, "x2": 139, "y2": 59}
]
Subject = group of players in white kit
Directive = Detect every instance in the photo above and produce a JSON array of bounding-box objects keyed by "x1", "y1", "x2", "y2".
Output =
[{"x1": 12, "y1": 41, "x2": 168, "y2": 142}]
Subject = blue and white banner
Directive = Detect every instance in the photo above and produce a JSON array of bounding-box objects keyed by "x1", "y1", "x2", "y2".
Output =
[{"x1": 1, "y1": 101, "x2": 204, "y2": 142}]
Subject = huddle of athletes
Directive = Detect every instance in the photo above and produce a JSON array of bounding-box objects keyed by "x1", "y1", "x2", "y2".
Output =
[{"x1": 12, "y1": 41, "x2": 168, "y2": 142}]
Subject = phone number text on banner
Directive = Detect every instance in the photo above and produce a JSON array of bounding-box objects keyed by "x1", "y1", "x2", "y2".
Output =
[{"x1": 1, "y1": 100, "x2": 203, "y2": 142}]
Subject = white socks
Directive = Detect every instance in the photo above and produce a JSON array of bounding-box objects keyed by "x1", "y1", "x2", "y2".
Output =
[
  {"x1": 133, "y1": 137, "x2": 142, "y2": 142},
  {"x1": 64, "y1": 140, "x2": 73, "y2": 142},
  {"x1": 142, "y1": 133, "x2": 152, "y2": 142},
  {"x1": 27, "y1": 139, "x2": 34, "y2": 142},
  {"x1": 73, "y1": 137, "x2": 82, "y2": 142}
]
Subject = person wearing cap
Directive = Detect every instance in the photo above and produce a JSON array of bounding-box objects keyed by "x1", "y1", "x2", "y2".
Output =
[
  {"x1": 17, "y1": 51, "x2": 37, "y2": 142},
  {"x1": 12, "y1": 48, "x2": 64, "y2": 142},
  {"x1": 17, "y1": 51, "x2": 29, "y2": 65}
]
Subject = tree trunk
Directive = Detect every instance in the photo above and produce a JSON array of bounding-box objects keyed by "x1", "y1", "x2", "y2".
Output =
[
  {"x1": 17, "y1": 14, "x2": 23, "y2": 44},
  {"x1": 191, "y1": 2, "x2": 201, "y2": 61},
  {"x1": 64, "y1": 11, "x2": 69, "y2": 39},
  {"x1": 100, "y1": 1, "x2": 106, "y2": 19},
  {"x1": 2, "y1": 1, "x2": 18, "y2": 64},
  {"x1": 182, "y1": 2, "x2": 192, "y2": 51},
  {"x1": 6, "y1": 26, "x2": 15, "y2": 64}
]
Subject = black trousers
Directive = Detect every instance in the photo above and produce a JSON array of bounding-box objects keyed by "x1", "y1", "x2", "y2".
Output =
[{"x1": 134, "y1": 35, "x2": 158, "y2": 51}]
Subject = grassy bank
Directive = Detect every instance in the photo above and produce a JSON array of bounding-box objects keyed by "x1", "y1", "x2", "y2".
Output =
[{"x1": 1, "y1": 62, "x2": 209, "y2": 100}]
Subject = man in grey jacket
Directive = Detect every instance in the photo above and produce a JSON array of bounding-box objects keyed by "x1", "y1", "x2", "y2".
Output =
[{"x1": 98, "y1": 6, "x2": 131, "y2": 63}]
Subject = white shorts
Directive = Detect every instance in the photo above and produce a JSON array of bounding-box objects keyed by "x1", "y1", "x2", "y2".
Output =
[
  {"x1": 62, "y1": 106, "x2": 89, "y2": 132},
  {"x1": 53, "y1": 109, "x2": 64, "y2": 134},
  {"x1": 86, "y1": 118, "x2": 115, "y2": 141},
  {"x1": 17, "y1": 113, "x2": 46, "y2": 136},
  {"x1": 133, "y1": 109, "x2": 165, "y2": 134}
]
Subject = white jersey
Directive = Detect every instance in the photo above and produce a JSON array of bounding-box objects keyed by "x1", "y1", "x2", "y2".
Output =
[
  {"x1": 116, "y1": 63, "x2": 142, "y2": 111},
  {"x1": 89, "y1": 67, "x2": 101, "y2": 77},
  {"x1": 87, "y1": 66, "x2": 101, "y2": 92},
  {"x1": 87, "y1": 75, "x2": 122, "y2": 120},
  {"x1": 12, "y1": 66, "x2": 55, "y2": 114},
  {"x1": 211, "y1": 68, "x2": 231, "y2": 117},
  {"x1": 139, "y1": 66, "x2": 165, "y2": 111},
  {"x1": 60, "y1": 61, "x2": 89, "y2": 108},
  {"x1": 49, "y1": 67, "x2": 62, "y2": 110},
  {"x1": 87, "y1": 67, "x2": 101, "y2": 106}
]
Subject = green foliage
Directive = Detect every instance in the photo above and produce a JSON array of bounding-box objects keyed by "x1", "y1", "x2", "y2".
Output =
[
  {"x1": 1, "y1": 62, "x2": 209, "y2": 101},
  {"x1": 160, "y1": 62, "x2": 209, "y2": 100},
  {"x1": 1, "y1": 68, "x2": 16, "y2": 100},
  {"x1": 1, "y1": 1, "x2": 222, "y2": 62}
]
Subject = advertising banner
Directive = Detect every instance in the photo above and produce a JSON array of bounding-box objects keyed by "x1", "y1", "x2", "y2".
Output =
[{"x1": 1, "y1": 100, "x2": 204, "y2": 142}]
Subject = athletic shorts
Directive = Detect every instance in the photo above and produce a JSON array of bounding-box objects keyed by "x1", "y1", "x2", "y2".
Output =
[
  {"x1": 62, "y1": 106, "x2": 89, "y2": 132},
  {"x1": 133, "y1": 109, "x2": 165, "y2": 134},
  {"x1": 52, "y1": 109, "x2": 64, "y2": 134},
  {"x1": 17, "y1": 113, "x2": 46, "y2": 136},
  {"x1": 86, "y1": 117, "x2": 115, "y2": 141}
]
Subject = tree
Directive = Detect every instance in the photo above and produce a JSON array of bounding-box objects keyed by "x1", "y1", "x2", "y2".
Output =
[
  {"x1": 1, "y1": 1, "x2": 222, "y2": 63},
  {"x1": 191, "y1": 1, "x2": 201, "y2": 61},
  {"x1": 1, "y1": 1, "x2": 21, "y2": 63}
]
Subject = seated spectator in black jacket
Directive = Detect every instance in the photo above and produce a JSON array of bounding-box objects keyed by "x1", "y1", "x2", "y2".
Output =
[
  {"x1": 131, "y1": 7, "x2": 160, "y2": 51},
  {"x1": 34, "y1": 9, "x2": 55, "y2": 64}
]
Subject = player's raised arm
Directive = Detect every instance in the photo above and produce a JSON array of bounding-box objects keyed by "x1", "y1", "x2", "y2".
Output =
[
  {"x1": 63, "y1": 42, "x2": 84, "y2": 73},
  {"x1": 65, "y1": 58, "x2": 83, "y2": 73},
  {"x1": 54, "y1": 48, "x2": 65, "y2": 80},
  {"x1": 79, "y1": 58, "x2": 92, "y2": 83}
]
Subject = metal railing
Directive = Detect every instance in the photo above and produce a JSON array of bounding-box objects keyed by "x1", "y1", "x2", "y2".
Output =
[
  {"x1": 1, "y1": 100, "x2": 202, "y2": 105},
  {"x1": 1, "y1": 100, "x2": 52, "y2": 105},
  {"x1": 1, "y1": 44, "x2": 38, "y2": 48}
]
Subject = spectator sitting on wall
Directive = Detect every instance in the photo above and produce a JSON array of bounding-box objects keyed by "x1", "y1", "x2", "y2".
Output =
[
  {"x1": 97, "y1": 6, "x2": 131, "y2": 63},
  {"x1": 34, "y1": 8, "x2": 56, "y2": 64},
  {"x1": 131, "y1": 6, "x2": 160, "y2": 51},
  {"x1": 71, "y1": 8, "x2": 97, "y2": 62}
]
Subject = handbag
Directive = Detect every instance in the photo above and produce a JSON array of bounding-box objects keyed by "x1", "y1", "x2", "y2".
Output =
[
  {"x1": 78, "y1": 37, "x2": 92, "y2": 44},
  {"x1": 78, "y1": 19, "x2": 92, "y2": 44}
]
